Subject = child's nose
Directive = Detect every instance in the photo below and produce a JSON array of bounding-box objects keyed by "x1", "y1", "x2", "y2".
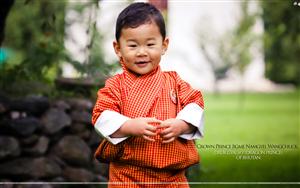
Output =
[{"x1": 136, "y1": 46, "x2": 147, "y2": 56}]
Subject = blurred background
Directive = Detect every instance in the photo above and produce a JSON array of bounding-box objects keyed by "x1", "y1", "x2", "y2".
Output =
[{"x1": 0, "y1": 0, "x2": 299, "y2": 187}]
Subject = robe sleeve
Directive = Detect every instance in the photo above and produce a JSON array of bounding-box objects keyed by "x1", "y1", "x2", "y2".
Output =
[
  {"x1": 174, "y1": 73, "x2": 205, "y2": 139},
  {"x1": 177, "y1": 103, "x2": 204, "y2": 139},
  {"x1": 175, "y1": 72, "x2": 204, "y2": 109},
  {"x1": 92, "y1": 75, "x2": 129, "y2": 144}
]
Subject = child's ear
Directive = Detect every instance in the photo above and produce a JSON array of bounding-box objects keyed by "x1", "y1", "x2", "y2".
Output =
[
  {"x1": 162, "y1": 37, "x2": 169, "y2": 55},
  {"x1": 113, "y1": 41, "x2": 122, "y2": 58}
]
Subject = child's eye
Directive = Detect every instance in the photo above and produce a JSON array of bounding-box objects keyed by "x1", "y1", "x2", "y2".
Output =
[
  {"x1": 128, "y1": 44, "x2": 137, "y2": 48},
  {"x1": 147, "y1": 43, "x2": 155, "y2": 46}
]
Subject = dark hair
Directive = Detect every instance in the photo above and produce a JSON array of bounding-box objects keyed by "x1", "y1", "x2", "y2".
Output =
[{"x1": 115, "y1": 2, "x2": 166, "y2": 41}]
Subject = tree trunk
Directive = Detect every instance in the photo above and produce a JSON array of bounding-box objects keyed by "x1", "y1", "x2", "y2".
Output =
[{"x1": 0, "y1": 0, "x2": 15, "y2": 46}]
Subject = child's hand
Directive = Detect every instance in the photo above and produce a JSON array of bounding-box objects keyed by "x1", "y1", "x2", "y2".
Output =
[
  {"x1": 121, "y1": 117, "x2": 162, "y2": 142},
  {"x1": 158, "y1": 119, "x2": 194, "y2": 143}
]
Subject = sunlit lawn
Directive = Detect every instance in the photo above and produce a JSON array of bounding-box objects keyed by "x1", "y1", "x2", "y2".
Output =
[{"x1": 190, "y1": 90, "x2": 299, "y2": 187}]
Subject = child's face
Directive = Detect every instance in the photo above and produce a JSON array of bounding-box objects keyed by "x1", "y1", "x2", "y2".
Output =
[{"x1": 113, "y1": 22, "x2": 169, "y2": 75}]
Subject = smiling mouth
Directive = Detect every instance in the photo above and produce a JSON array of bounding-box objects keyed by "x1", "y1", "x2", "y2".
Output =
[
  {"x1": 135, "y1": 61, "x2": 149, "y2": 65},
  {"x1": 135, "y1": 61, "x2": 150, "y2": 67}
]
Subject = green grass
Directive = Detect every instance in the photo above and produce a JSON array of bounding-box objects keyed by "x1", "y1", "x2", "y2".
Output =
[{"x1": 189, "y1": 90, "x2": 300, "y2": 187}]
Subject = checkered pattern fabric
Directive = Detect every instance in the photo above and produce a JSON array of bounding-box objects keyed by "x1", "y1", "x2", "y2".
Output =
[{"x1": 92, "y1": 66, "x2": 204, "y2": 187}]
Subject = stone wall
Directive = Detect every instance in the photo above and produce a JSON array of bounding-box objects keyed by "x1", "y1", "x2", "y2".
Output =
[{"x1": 0, "y1": 94, "x2": 108, "y2": 187}]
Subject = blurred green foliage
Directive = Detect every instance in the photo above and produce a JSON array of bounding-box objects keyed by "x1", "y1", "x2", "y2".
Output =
[
  {"x1": 0, "y1": 0, "x2": 118, "y2": 97},
  {"x1": 0, "y1": 0, "x2": 66, "y2": 95},
  {"x1": 261, "y1": 0, "x2": 300, "y2": 85}
]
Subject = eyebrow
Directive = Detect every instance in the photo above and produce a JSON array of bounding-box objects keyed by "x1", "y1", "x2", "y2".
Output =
[
  {"x1": 126, "y1": 38, "x2": 156, "y2": 42},
  {"x1": 126, "y1": 39, "x2": 137, "y2": 42},
  {"x1": 146, "y1": 37, "x2": 156, "y2": 41}
]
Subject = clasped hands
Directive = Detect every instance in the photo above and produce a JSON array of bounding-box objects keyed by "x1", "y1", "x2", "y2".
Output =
[{"x1": 113, "y1": 117, "x2": 195, "y2": 143}]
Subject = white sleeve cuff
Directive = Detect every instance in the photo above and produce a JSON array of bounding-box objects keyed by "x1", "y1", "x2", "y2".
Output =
[
  {"x1": 94, "y1": 110, "x2": 130, "y2": 145},
  {"x1": 176, "y1": 103, "x2": 204, "y2": 140}
]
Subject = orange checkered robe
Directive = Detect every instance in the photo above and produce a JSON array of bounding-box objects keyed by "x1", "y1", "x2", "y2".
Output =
[{"x1": 92, "y1": 66, "x2": 204, "y2": 187}]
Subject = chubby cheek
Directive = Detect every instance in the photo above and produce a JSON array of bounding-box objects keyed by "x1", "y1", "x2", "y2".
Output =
[
  {"x1": 152, "y1": 54, "x2": 162, "y2": 64},
  {"x1": 153, "y1": 48, "x2": 164, "y2": 58},
  {"x1": 120, "y1": 51, "x2": 134, "y2": 62},
  {"x1": 123, "y1": 56, "x2": 135, "y2": 65}
]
